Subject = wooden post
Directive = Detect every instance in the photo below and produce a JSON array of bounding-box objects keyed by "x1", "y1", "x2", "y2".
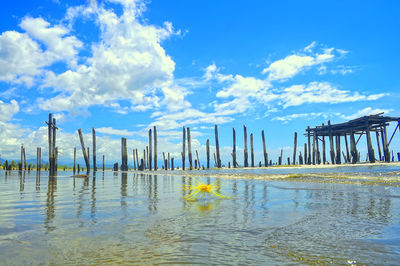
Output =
[
  {"x1": 335, "y1": 135, "x2": 341, "y2": 164},
  {"x1": 52, "y1": 118, "x2": 57, "y2": 174},
  {"x1": 287, "y1": 157, "x2": 290, "y2": 165},
  {"x1": 47, "y1": 113, "x2": 53, "y2": 174},
  {"x1": 232, "y1": 128, "x2": 237, "y2": 168},
  {"x1": 77, "y1": 129, "x2": 90, "y2": 172},
  {"x1": 73, "y1": 147, "x2": 76, "y2": 173},
  {"x1": 182, "y1": 126, "x2": 186, "y2": 170},
  {"x1": 279, "y1": 149, "x2": 283, "y2": 165},
  {"x1": 312, "y1": 132, "x2": 316, "y2": 165},
  {"x1": 304, "y1": 143, "x2": 307, "y2": 165},
  {"x1": 344, "y1": 134, "x2": 350, "y2": 163},
  {"x1": 37, "y1": 147, "x2": 41, "y2": 171},
  {"x1": 163, "y1": 152, "x2": 167, "y2": 170},
  {"x1": 121, "y1": 137, "x2": 128, "y2": 171},
  {"x1": 55, "y1": 147, "x2": 58, "y2": 171},
  {"x1": 262, "y1": 130, "x2": 268, "y2": 167},
  {"x1": 132, "y1": 149, "x2": 136, "y2": 170},
  {"x1": 102, "y1": 155, "x2": 105, "y2": 171},
  {"x1": 213, "y1": 153, "x2": 217, "y2": 167},
  {"x1": 315, "y1": 132, "x2": 320, "y2": 164},
  {"x1": 206, "y1": 139, "x2": 210, "y2": 169},
  {"x1": 381, "y1": 126, "x2": 390, "y2": 162},
  {"x1": 299, "y1": 152, "x2": 303, "y2": 165},
  {"x1": 375, "y1": 131, "x2": 382, "y2": 161},
  {"x1": 250, "y1": 133, "x2": 254, "y2": 167},
  {"x1": 244, "y1": 125, "x2": 248, "y2": 167},
  {"x1": 146, "y1": 146, "x2": 149, "y2": 169},
  {"x1": 196, "y1": 150, "x2": 200, "y2": 169},
  {"x1": 307, "y1": 126, "x2": 311, "y2": 164},
  {"x1": 168, "y1": 152, "x2": 171, "y2": 169},
  {"x1": 171, "y1": 158, "x2": 174, "y2": 170},
  {"x1": 187, "y1": 127, "x2": 193, "y2": 170},
  {"x1": 136, "y1": 149, "x2": 139, "y2": 170},
  {"x1": 365, "y1": 121, "x2": 375, "y2": 163},
  {"x1": 143, "y1": 148, "x2": 146, "y2": 170},
  {"x1": 292, "y1": 132, "x2": 297, "y2": 165},
  {"x1": 154, "y1": 126, "x2": 157, "y2": 171},
  {"x1": 328, "y1": 120, "x2": 335, "y2": 164},
  {"x1": 148, "y1": 129, "x2": 152, "y2": 171},
  {"x1": 23, "y1": 146, "x2": 26, "y2": 170},
  {"x1": 215, "y1": 125, "x2": 221, "y2": 168},
  {"x1": 91, "y1": 128, "x2": 96, "y2": 171}
]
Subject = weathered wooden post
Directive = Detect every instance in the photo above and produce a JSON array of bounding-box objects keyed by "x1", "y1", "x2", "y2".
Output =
[
  {"x1": 321, "y1": 123, "x2": 326, "y2": 164},
  {"x1": 328, "y1": 121, "x2": 335, "y2": 164},
  {"x1": 187, "y1": 127, "x2": 193, "y2": 170},
  {"x1": 146, "y1": 146, "x2": 149, "y2": 169},
  {"x1": 182, "y1": 126, "x2": 186, "y2": 170},
  {"x1": 206, "y1": 139, "x2": 210, "y2": 169},
  {"x1": 133, "y1": 149, "x2": 136, "y2": 170},
  {"x1": 380, "y1": 127, "x2": 389, "y2": 162},
  {"x1": 136, "y1": 149, "x2": 139, "y2": 170},
  {"x1": 307, "y1": 126, "x2": 311, "y2": 164},
  {"x1": 350, "y1": 132, "x2": 358, "y2": 164},
  {"x1": 335, "y1": 135, "x2": 341, "y2": 164},
  {"x1": 52, "y1": 118, "x2": 57, "y2": 175},
  {"x1": 92, "y1": 128, "x2": 97, "y2": 171},
  {"x1": 55, "y1": 147, "x2": 58, "y2": 171},
  {"x1": 375, "y1": 131, "x2": 382, "y2": 161},
  {"x1": 299, "y1": 152, "x2": 303, "y2": 165},
  {"x1": 279, "y1": 149, "x2": 283, "y2": 165},
  {"x1": 196, "y1": 150, "x2": 200, "y2": 170},
  {"x1": 154, "y1": 126, "x2": 158, "y2": 170},
  {"x1": 213, "y1": 153, "x2": 217, "y2": 167},
  {"x1": 232, "y1": 128, "x2": 237, "y2": 168},
  {"x1": 143, "y1": 149, "x2": 146, "y2": 170},
  {"x1": 344, "y1": 135, "x2": 350, "y2": 163},
  {"x1": 37, "y1": 147, "x2": 41, "y2": 171},
  {"x1": 78, "y1": 129, "x2": 90, "y2": 172},
  {"x1": 250, "y1": 133, "x2": 254, "y2": 167},
  {"x1": 163, "y1": 152, "x2": 167, "y2": 170},
  {"x1": 47, "y1": 113, "x2": 53, "y2": 173},
  {"x1": 149, "y1": 129, "x2": 152, "y2": 171},
  {"x1": 23, "y1": 146, "x2": 27, "y2": 170},
  {"x1": 244, "y1": 125, "x2": 248, "y2": 167},
  {"x1": 19, "y1": 145, "x2": 23, "y2": 171},
  {"x1": 365, "y1": 121, "x2": 375, "y2": 163},
  {"x1": 304, "y1": 143, "x2": 307, "y2": 165},
  {"x1": 312, "y1": 132, "x2": 316, "y2": 165},
  {"x1": 121, "y1": 137, "x2": 128, "y2": 171},
  {"x1": 315, "y1": 132, "x2": 320, "y2": 164},
  {"x1": 73, "y1": 147, "x2": 76, "y2": 173},
  {"x1": 261, "y1": 130, "x2": 268, "y2": 167},
  {"x1": 102, "y1": 155, "x2": 105, "y2": 171},
  {"x1": 168, "y1": 152, "x2": 171, "y2": 169},
  {"x1": 171, "y1": 158, "x2": 174, "y2": 170},
  {"x1": 215, "y1": 125, "x2": 221, "y2": 168},
  {"x1": 292, "y1": 132, "x2": 297, "y2": 165}
]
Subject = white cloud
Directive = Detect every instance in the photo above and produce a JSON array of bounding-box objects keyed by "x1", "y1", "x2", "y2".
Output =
[
  {"x1": 272, "y1": 112, "x2": 328, "y2": 124},
  {"x1": 0, "y1": 100, "x2": 19, "y2": 122},
  {"x1": 280, "y1": 82, "x2": 387, "y2": 108},
  {"x1": 340, "y1": 107, "x2": 392, "y2": 120},
  {"x1": 262, "y1": 43, "x2": 341, "y2": 81}
]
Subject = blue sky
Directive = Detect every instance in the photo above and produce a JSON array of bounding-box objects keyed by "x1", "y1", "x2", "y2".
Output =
[{"x1": 0, "y1": 0, "x2": 399, "y2": 166}]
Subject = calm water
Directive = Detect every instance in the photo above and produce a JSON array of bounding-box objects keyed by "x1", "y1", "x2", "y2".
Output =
[{"x1": 1, "y1": 167, "x2": 400, "y2": 265}]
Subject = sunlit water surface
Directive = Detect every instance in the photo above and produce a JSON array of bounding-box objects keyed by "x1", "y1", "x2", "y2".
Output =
[{"x1": 1, "y1": 166, "x2": 400, "y2": 265}]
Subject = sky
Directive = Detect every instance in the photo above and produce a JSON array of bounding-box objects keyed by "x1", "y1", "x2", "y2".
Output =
[{"x1": 0, "y1": 0, "x2": 399, "y2": 167}]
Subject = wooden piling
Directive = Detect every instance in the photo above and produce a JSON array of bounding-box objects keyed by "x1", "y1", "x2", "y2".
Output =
[
  {"x1": 136, "y1": 149, "x2": 139, "y2": 170},
  {"x1": 213, "y1": 153, "x2": 217, "y2": 167},
  {"x1": 299, "y1": 152, "x2": 303, "y2": 165},
  {"x1": 315, "y1": 132, "x2": 320, "y2": 164},
  {"x1": 154, "y1": 126, "x2": 157, "y2": 171},
  {"x1": 350, "y1": 132, "x2": 358, "y2": 164},
  {"x1": 121, "y1": 137, "x2": 128, "y2": 171},
  {"x1": 206, "y1": 139, "x2": 210, "y2": 169},
  {"x1": 73, "y1": 147, "x2": 76, "y2": 173},
  {"x1": 250, "y1": 133, "x2": 254, "y2": 167},
  {"x1": 143, "y1": 149, "x2": 146, "y2": 170},
  {"x1": 52, "y1": 118, "x2": 57, "y2": 174},
  {"x1": 196, "y1": 150, "x2": 200, "y2": 169},
  {"x1": 365, "y1": 121, "x2": 375, "y2": 163},
  {"x1": 133, "y1": 149, "x2": 136, "y2": 170},
  {"x1": 92, "y1": 128, "x2": 97, "y2": 171},
  {"x1": 163, "y1": 152, "x2": 166, "y2": 170},
  {"x1": 232, "y1": 128, "x2": 237, "y2": 168},
  {"x1": 307, "y1": 126, "x2": 311, "y2": 164},
  {"x1": 182, "y1": 127, "x2": 186, "y2": 170},
  {"x1": 335, "y1": 135, "x2": 341, "y2": 164},
  {"x1": 168, "y1": 152, "x2": 170, "y2": 169},
  {"x1": 187, "y1": 127, "x2": 193, "y2": 170},
  {"x1": 149, "y1": 129, "x2": 152, "y2": 171},
  {"x1": 328, "y1": 121, "x2": 335, "y2": 164},
  {"x1": 304, "y1": 143, "x2": 307, "y2": 165},
  {"x1": 78, "y1": 129, "x2": 90, "y2": 172},
  {"x1": 37, "y1": 147, "x2": 41, "y2": 171},
  {"x1": 381, "y1": 126, "x2": 390, "y2": 162},
  {"x1": 312, "y1": 133, "x2": 316, "y2": 165},
  {"x1": 146, "y1": 146, "x2": 148, "y2": 169},
  {"x1": 344, "y1": 135, "x2": 350, "y2": 163},
  {"x1": 103, "y1": 155, "x2": 105, "y2": 171},
  {"x1": 261, "y1": 130, "x2": 268, "y2": 167},
  {"x1": 244, "y1": 125, "x2": 248, "y2": 167},
  {"x1": 292, "y1": 132, "x2": 297, "y2": 165},
  {"x1": 215, "y1": 125, "x2": 221, "y2": 168},
  {"x1": 375, "y1": 131, "x2": 382, "y2": 161}
]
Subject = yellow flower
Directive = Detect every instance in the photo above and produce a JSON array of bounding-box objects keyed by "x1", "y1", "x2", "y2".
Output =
[{"x1": 182, "y1": 170, "x2": 231, "y2": 201}]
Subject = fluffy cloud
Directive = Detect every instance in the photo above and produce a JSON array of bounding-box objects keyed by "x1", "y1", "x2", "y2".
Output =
[
  {"x1": 0, "y1": 100, "x2": 19, "y2": 122},
  {"x1": 39, "y1": 1, "x2": 176, "y2": 113},
  {"x1": 340, "y1": 107, "x2": 392, "y2": 120},
  {"x1": 280, "y1": 82, "x2": 387, "y2": 108},
  {"x1": 96, "y1": 127, "x2": 135, "y2": 136},
  {"x1": 262, "y1": 43, "x2": 342, "y2": 81},
  {"x1": 272, "y1": 112, "x2": 328, "y2": 124}
]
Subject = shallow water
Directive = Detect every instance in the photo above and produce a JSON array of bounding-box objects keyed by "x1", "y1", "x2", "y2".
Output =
[{"x1": 1, "y1": 168, "x2": 400, "y2": 264}]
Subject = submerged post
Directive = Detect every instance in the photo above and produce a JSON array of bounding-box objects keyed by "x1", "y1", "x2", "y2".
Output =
[
  {"x1": 250, "y1": 133, "x2": 254, "y2": 167},
  {"x1": 232, "y1": 128, "x2": 237, "y2": 168},
  {"x1": 322, "y1": 123, "x2": 326, "y2": 164},
  {"x1": 206, "y1": 139, "x2": 210, "y2": 169},
  {"x1": 154, "y1": 126, "x2": 157, "y2": 171},
  {"x1": 103, "y1": 155, "x2": 105, "y2": 171},
  {"x1": 215, "y1": 125, "x2": 221, "y2": 168},
  {"x1": 344, "y1": 135, "x2": 350, "y2": 163},
  {"x1": 92, "y1": 128, "x2": 97, "y2": 172},
  {"x1": 181, "y1": 127, "x2": 186, "y2": 170},
  {"x1": 328, "y1": 120, "x2": 335, "y2": 164},
  {"x1": 77, "y1": 129, "x2": 90, "y2": 172},
  {"x1": 365, "y1": 121, "x2": 376, "y2": 163},
  {"x1": 335, "y1": 135, "x2": 341, "y2": 164},
  {"x1": 149, "y1": 129, "x2": 152, "y2": 171},
  {"x1": 121, "y1": 137, "x2": 128, "y2": 171},
  {"x1": 244, "y1": 125, "x2": 248, "y2": 167},
  {"x1": 262, "y1": 130, "x2": 268, "y2": 167},
  {"x1": 307, "y1": 126, "x2": 311, "y2": 164},
  {"x1": 73, "y1": 147, "x2": 76, "y2": 174},
  {"x1": 292, "y1": 132, "x2": 297, "y2": 165},
  {"x1": 375, "y1": 131, "x2": 382, "y2": 161},
  {"x1": 187, "y1": 127, "x2": 193, "y2": 170}
]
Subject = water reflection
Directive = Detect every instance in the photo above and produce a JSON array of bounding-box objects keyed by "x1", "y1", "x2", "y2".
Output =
[
  {"x1": 36, "y1": 170, "x2": 41, "y2": 191},
  {"x1": 45, "y1": 177, "x2": 57, "y2": 232},
  {"x1": 19, "y1": 171, "x2": 25, "y2": 193},
  {"x1": 91, "y1": 172, "x2": 97, "y2": 223}
]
